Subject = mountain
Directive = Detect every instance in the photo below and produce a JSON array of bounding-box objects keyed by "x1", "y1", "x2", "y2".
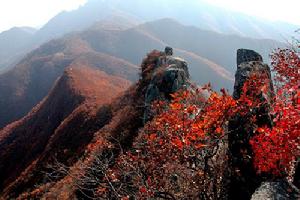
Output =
[
  {"x1": 0, "y1": 47, "x2": 178, "y2": 198},
  {"x1": 1, "y1": 48, "x2": 295, "y2": 199},
  {"x1": 133, "y1": 18, "x2": 283, "y2": 72},
  {"x1": 0, "y1": 35, "x2": 138, "y2": 129},
  {"x1": 0, "y1": 0, "x2": 295, "y2": 72},
  {"x1": 0, "y1": 66, "x2": 131, "y2": 197},
  {"x1": 0, "y1": 19, "x2": 284, "y2": 129},
  {"x1": 0, "y1": 27, "x2": 36, "y2": 72},
  {"x1": 35, "y1": 0, "x2": 299, "y2": 41},
  {"x1": 75, "y1": 18, "x2": 284, "y2": 87}
]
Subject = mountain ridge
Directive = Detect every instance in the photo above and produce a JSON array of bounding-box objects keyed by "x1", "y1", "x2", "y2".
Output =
[
  {"x1": 0, "y1": 18, "x2": 285, "y2": 129},
  {"x1": 0, "y1": 66, "x2": 131, "y2": 197},
  {"x1": 0, "y1": 0, "x2": 294, "y2": 71}
]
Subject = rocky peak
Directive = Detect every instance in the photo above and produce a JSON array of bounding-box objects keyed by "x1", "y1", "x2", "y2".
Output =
[
  {"x1": 237, "y1": 49, "x2": 263, "y2": 66},
  {"x1": 143, "y1": 47, "x2": 190, "y2": 122},
  {"x1": 229, "y1": 49, "x2": 274, "y2": 199},
  {"x1": 233, "y1": 49, "x2": 273, "y2": 100}
]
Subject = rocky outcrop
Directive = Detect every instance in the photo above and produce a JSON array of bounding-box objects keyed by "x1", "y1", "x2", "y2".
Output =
[
  {"x1": 233, "y1": 49, "x2": 273, "y2": 100},
  {"x1": 251, "y1": 180, "x2": 300, "y2": 200},
  {"x1": 229, "y1": 49, "x2": 274, "y2": 199},
  {"x1": 144, "y1": 48, "x2": 190, "y2": 122},
  {"x1": 237, "y1": 49, "x2": 263, "y2": 66}
]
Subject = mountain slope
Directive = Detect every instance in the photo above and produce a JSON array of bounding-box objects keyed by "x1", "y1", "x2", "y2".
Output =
[
  {"x1": 0, "y1": 27, "x2": 36, "y2": 71},
  {"x1": 78, "y1": 18, "x2": 283, "y2": 85},
  {"x1": 0, "y1": 66, "x2": 131, "y2": 196},
  {"x1": 136, "y1": 18, "x2": 283, "y2": 72},
  {"x1": 0, "y1": 0, "x2": 295, "y2": 72},
  {"x1": 36, "y1": 0, "x2": 298, "y2": 41},
  {"x1": 0, "y1": 36, "x2": 138, "y2": 128},
  {"x1": 0, "y1": 19, "x2": 285, "y2": 129}
]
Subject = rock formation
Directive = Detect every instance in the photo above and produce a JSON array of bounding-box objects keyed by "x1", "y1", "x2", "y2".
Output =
[
  {"x1": 229, "y1": 49, "x2": 274, "y2": 199},
  {"x1": 144, "y1": 47, "x2": 190, "y2": 122},
  {"x1": 251, "y1": 180, "x2": 300, "y2": 200},
  {"x1": 1, "y1": 48, "x2": 297, "y2": 199},
  {"x1": 233, "y1": 49, "x2": 273, "y2": 100}
]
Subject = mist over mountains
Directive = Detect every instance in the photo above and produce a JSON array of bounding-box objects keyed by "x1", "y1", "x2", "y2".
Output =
[
  {"x1": 0, "y1": 18, "x2": 285, "y2": 129},
  {"x1": 0, "y1": 0, "x2": 294, "y2": 71},
  {"x1": 0, "y1": 0, "x2": 289, "y2": 128}
]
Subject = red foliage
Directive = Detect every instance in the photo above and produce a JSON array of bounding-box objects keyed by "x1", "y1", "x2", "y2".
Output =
[
  {"x1": 250, "y1": 47, "x2": 300, "y2": 175},
  {"x1": 108, "y1": 46, "x2": 299, "y2": 198},
  {"x1": 109, "y1": 88, "x2": 236, "y2": 199}
]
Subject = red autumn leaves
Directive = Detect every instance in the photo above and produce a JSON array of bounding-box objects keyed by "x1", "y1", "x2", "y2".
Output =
[
  {"x1": 250, "y1": 48, "x2": 300, "y2": 175},
  {"x1": 100, "y1": 46, "x2": 299, "y2": 199}
]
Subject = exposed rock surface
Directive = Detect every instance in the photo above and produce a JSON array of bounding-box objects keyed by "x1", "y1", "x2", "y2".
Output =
[
  {"x1": 233, "y1": 49, "x2": 273, "y2": 100},
  {"x1": 237, "y1": 49, "x2": 263, "y2": 66},
  {"x1": 229, "y1": 49, "x2": 274, "y2": 199},
  {"x1": 251, "y1": 180, "x2": 300, "y2": 200},
  {"x1": 144, "y1": 48, "x2": 190, "y2": 122}
]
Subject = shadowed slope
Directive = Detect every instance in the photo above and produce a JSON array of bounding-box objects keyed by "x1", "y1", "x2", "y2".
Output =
[
  {"x1": 0, "y1": 66, "x2": 131, "y2": 196},
  {"x1": 0, "y1": 36, "x2": 138, "y2": 128}
]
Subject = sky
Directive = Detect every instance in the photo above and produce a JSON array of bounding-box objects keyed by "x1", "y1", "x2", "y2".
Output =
[
  {"x1": 0, "y1": 0, "x2": 300, "y2": 33},
  {"x1": 0, "y1": 0, "x2": 87, "y2": 32},
  {"x1": 202, "y1": 0, "x2": 300, "y2": 25}
]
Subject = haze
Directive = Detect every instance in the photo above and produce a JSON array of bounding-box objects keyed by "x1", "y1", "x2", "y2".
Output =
[
  {"x1": 203, "y1": 0, "x2": 300, "y2": 25},
  {"x1": 1, "y1": 0, "x2": 300, "y2": 33},
  {"x1": 0, "y1": 0, "x2": 87, "y2": 32}
]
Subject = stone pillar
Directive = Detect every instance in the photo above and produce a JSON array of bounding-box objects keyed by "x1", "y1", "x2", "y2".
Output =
[{"x1": 229, "y1": 49, "x2": 274, "y2": 199}]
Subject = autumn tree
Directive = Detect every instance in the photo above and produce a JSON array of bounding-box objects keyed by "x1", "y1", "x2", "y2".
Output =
[
  {"x1": 250, "y1": 46, "x2": 300, "y2": 177},
  {"x1": 67, "y1": 46, "x2": 299, "y2": 199}
]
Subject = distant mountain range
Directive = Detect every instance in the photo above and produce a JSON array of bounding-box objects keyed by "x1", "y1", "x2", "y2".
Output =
[
  {"x1": 0, "y1": 27, "x2": 37, "y2": 72},
  {"x1": 0, "y1": 0, "x2": 295, "y2": 71},
  {"x1": 0, "y1": 18, "x2": 285, "y2": 129}
]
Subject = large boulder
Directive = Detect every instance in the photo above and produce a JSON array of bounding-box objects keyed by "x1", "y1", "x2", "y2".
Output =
[{"x1": 251, "y1": 180, "x2": 300, "y2": 200}]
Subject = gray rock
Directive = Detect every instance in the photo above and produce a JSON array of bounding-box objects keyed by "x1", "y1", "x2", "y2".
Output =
[
  {"x1": 251, "y1": 180, "x2": 300, "y2": 200},
  {"x1": 233, "y1": 61, "x2": 273, "y2": 100},
  {"x1": 233, "y1": 49, "x2": 273, "y2": 100},
  {"x1": 144, "y1": 53, "x2": 190, "y2": 123},
  {"x1": 237, "y1": 49, "x2": 263, "y2": 66},
  {"x1": 165, "y1": 46, "x2": 173, "y2": 56},
  {"x1": 229, "y1": 49, "x2": 274, "y2": 199}
]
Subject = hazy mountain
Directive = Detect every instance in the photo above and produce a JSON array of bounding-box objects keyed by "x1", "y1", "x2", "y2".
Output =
[
  {"x1": 0, "y1": 27, "x2": 36, "y2": 72},
  {"x1": 78, "y1": 18, "x2": 283, "y2": 83},
  {"x1": 136, "y1": 19, "x2": 283, "y2": 72},
  {"x1": 110, "y1": 0, "x2": 298, "y2": 40},
  {"x1": 0, "y1": 0, "x2": 295, "y2": 72},
  {"x1": 0, "y1": 19, "x2": 285, "y2": 129},
  {"x1": 0, "y1": 35, "x2": 138, "y2": 128},
  {"x1": 36, "y1": 0, "x2": 298, "y2": 41}
]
